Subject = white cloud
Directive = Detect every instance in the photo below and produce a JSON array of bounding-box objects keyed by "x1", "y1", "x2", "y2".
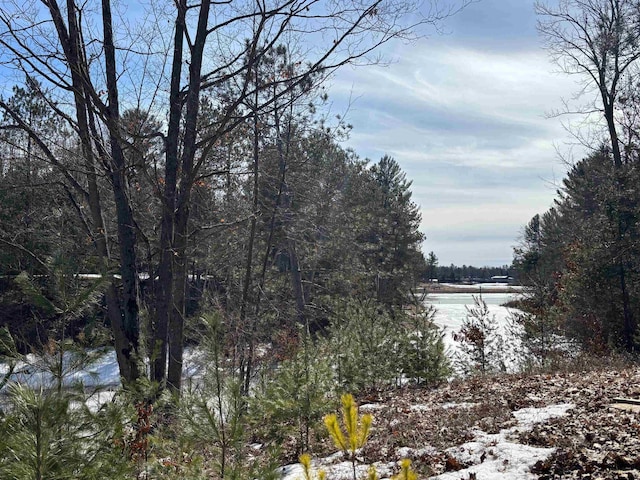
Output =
[{"x1": 328, "y1": 38, "x2": 589, "y2": 266}]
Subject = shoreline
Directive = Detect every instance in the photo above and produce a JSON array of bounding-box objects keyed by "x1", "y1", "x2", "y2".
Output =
[{"x1": 416, "y1": 283, "x2": 523, "y2": 294}]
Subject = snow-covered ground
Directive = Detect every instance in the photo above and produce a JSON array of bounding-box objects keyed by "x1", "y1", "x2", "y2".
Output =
[
  {"x1": 0, "y1": 349, "x2": 121, "y2": 390},
  {"x1": 279, "y1": 403, "x2": 574, "y2": 480},
  {"x1": 0, "y1": 347, "x2": 207, "y2": 394},
  {"x1": 431, "y1": 403, "x2": 574, "y2": 480}
]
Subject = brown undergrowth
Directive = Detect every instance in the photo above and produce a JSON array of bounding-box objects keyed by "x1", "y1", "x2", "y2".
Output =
[{"x1": 284, "y1": 360, "x2": 640, "y2": 479}]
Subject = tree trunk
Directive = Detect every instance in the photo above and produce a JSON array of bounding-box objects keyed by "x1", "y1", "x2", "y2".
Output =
[
  {"x1": 101, "y1": 0, "x2": 143, "y2": 380},
  {"x1": 167, "y1": 211, "x2": 188, "y2": 392},
  {"x1": 603, "y1": 94, "x2": 637, "y2": 352},
  {"x1": 239, "y1": 66, "x2": 261, "y2": 394},
  {"x1": 287, "y1": 237, "x2": 306, "y2": 325},
  {"x1": 155, "y1": 0, "x2": 211, "y2": 391},
  {"x1": 275, "y1": 101, "x2": 306, "y2": 327},
  {"x1": 167, "y1": 0, "x2": 211, "y2": 392},
  {"x1": 152, "y1": 0, "x2": 186, "y2": 386},
  {"x1": 45, "y1": 0, "x2": 143, "y2": 383}
]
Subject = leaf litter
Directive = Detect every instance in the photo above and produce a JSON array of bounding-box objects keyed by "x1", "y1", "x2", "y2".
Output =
[{"x1": 282, "y1": 366, "x2": 640, "y2": 479}]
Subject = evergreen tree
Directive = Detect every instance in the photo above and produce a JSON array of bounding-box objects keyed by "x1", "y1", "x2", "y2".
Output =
[
  {"x1": 514, "y1": 149, "x2": 640, "y2": 353},
  {"x1": 426, "y1": 251, "x2": 438, "y2": 281},
  {"x1": 512, "y1": 209, "x2": 567, "y2": 366},
  {"x1": 454, "y1": 295, "x2": 505, "y2": 375},
  {"x1": 360, "y1": 155, "x2": 426, "y2": 307},
  {"x1": 0, "y1": 79, "x2": 67, "y2": 275}
]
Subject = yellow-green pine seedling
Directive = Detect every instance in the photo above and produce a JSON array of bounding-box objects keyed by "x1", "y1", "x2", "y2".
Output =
[
  {"x1": 367, "y1": 464, "x2": 380, "y2": 480},
  {"x1": 300, "y1": 453, "x2": 313, "y2": 480},
  {"x1": 358, "y1": 410, "x2": 372, "y2": 449},
  {"x1": 324, "y1": 413, "x2": 347, "y2": 451},
  {"x1": 324, "y1": 393, "x2": 375, "y2": 480},
  {"x1": 343, "y1": 393, "x2": 359, "y2": 452},
  {"x1": 299, "y1": 453, "x2": 326, "y2": 480},
  {"x1": 325, "y1": 394, "x2": 373, "y2": 456},
  {"x1": 392, "y1": 459, "x2": 418, "y2": 480}
]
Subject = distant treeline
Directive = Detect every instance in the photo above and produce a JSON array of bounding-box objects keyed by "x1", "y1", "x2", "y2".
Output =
[{"x1": 425, "y1": 264, "x2": 515, "y2": 283}]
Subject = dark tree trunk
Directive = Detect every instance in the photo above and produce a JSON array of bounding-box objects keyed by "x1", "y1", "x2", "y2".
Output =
[
  {"x1": 239, "y1": 137, "x2": 259, "y2": 394},
  {"x1": 152, "y1": 0, "x2": 186, "y2": 386},
  {"x1": 239, "y1": 66, "x2": 261, "y2": 394},
  {"x1": 274, "y1": 97, "x2": 305, "y2": 327},
  {"x1": 154, "y1": 0, "x2": 211, "y2": 391},
  {"x1": 102, "y1": 0, "x2": 142, "y2": 381},
  {"x1": 166, "y1": 0, "x2": 211, "y2": 392},
  {"x1": 44, "y1": 0, "x2": 143, "y2": 383},
  {"x1": 603, "y1": 91, "x2": 637, "y2": 352},
  {"x1": 287, "y1": 236, "x2": 306, "y2": 325},
  {"x1": 167, "y1": 212, "x2": 188, "y2": 391}
]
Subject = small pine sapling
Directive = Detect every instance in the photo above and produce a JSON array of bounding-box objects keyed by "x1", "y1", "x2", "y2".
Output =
[
  {"x1": 391, "y1": 459, "x2": 418, "y2": 480},
  {"x1": 301, "y1": 394, "x2": 416, "y2": 480},
  {"x1": 327, "y1": 300, "x2": 397, "y2": 392},
  {"x1": 324, "y1": 393, "x2": 373, "y2": 480},
  {"x1": 454, "y1": 295, "x2": 505, "y2": 375},
  {"x1": 367, "y1": 464, "x2": 380, "y2": 480},
  {"x1": 0, "y1": 383, "x2": 133, "y2": 480},
  {"x1": 299, "y1": 453, "x2": 326, "y2": 480},
  {"x1": 0, "y1": 326, "x2": 19, "y2": 390},
  {"x1": 251, "y1": 328, "x2": 334, "y2": 455},
  {"x1": 397, "y1": 305, "x2": 450, "y2": 385},
  {"x1": 179, "y1": 313, "x2": 252, "y2": 479}
]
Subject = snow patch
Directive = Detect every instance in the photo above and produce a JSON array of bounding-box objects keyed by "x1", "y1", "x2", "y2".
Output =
[
  {"x1": 360, "y1": 403, "x2": 385, "y2": 412},
  {"x1": 396, "y1": 445, "x2": 438, "y2": 458},
  {"x1": 435, "y1": 439, "x2": 554, "y2": 480},
  {"x1": 511, "y1": 404, "x2": 573, "y2": 430},
  {"x1": 280, "y1": 458, "x2": 397, "y2": 480},
  {"x1": 279, "y1": 403, "x2": 574, "y2": 480},
  {"x1": 1, "y1": 347, "x2": 213, "y2": 393},
  {"x1": 409, "y1": 402, "x2": 476, "y2": 412},
  {"x1": 409, "y1": 403, "x2": 432, "y2": 412},
  {"x1": 431, "y1": 403, "x2": 574, "y2": 480},
  {"x1": 441, "y1": 401, "x2": 478, "y2": 410}
]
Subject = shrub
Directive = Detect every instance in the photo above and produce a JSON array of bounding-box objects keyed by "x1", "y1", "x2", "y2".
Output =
[
  {"x1": 250, "y1": 331, "x2": 335, "y2": 457},
  {"x1": 325, "y1": 300, "x2": 400, "y2": 391},
  {"x1": 454, "y1": 295, "x2": 505, "y2": 376},
  {"x1": 0, "y1": 383, "x2": 132, "y2": 480},
  {"x1": 326, "y1": 299, "x2": 449, "y2": 391},
  {"x1": 396, "y1": 305, "x2": 450, "y2": 386},
  {"x1": 169, "y1": 313, "x2": 280, "y2": 480}
]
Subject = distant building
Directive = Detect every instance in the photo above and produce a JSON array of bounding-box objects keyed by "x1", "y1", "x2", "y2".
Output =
[{"x1": 490, "y1": 275, "x2": 514, "y2": 284}]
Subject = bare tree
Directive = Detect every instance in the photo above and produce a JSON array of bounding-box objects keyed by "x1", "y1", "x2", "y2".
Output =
[
  {"x1": 0, "y1": 0, "x2": 471, "y2": 390},
  {"x1": 537, "y1": 0, "x2": 640, "y2": 351},
  {"x1": 537, "y1": 0, "x2": 640, "y2": 166}
]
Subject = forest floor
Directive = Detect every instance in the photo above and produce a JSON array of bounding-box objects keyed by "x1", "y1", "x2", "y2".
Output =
[
  {"x1": 4, "y1": 350, "x2": 640, "y2": 479},
  {"x1": 281, "y1": 362, "x2": 640, "y2": 480}
]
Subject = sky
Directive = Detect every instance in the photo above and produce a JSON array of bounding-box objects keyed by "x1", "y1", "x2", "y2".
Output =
[
  {"x1": 0, "y1": 0, "x2": 591, "y2": 268},
  {"x1": 328, "y1": 0, "x2": 591, "y2": 267}
]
